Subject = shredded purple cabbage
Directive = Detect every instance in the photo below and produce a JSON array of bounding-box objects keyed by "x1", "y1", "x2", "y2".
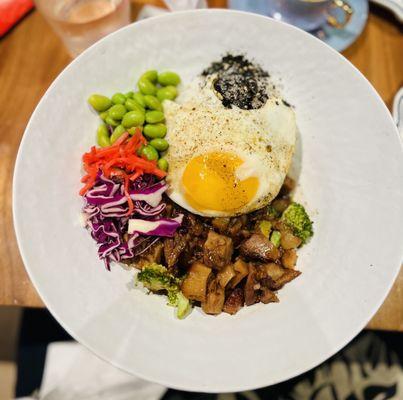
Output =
[{"x1": 82, "y1": 173, "x2": 182, "y2": 270}]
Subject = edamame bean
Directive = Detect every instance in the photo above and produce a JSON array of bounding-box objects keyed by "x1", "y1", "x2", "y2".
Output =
[
  {"x1": 111, "y1": 93, "x2": 126, "y2": 105},
  {"x1": 133, "y1": 92, "x2": 146, "y2": 107},
  {"x1": 127, "y1": 127, "x2": 137, "y2": 135},
  {"x1": 157, "y1": 158, "x2": 169, "y2": 171},
  {"x1": 141, "y1": 145, "x2": 159, "y2": 161},
  {"x1": 156, "y1": 86, "x2": 178, "y2": 102},
  {"x1": 99, "y1": 111, "x2": 109, "y2": 121},
  {"x1": 108, "y1": 104, "x2": 127, "y2": 120},
  {"x1": 157, "y1": 71, "x2": 181, "y2": 86},
  {"x1": 144, "y1": 95, "x2": 162, "y2": 111},
  {"x1": 150, "y1": 138, "x2": 169, "y2": 151},
  {"x1": 105, "y1": 116, "x2": 119, "y2": 127},
  {"x1": 140, "y1": 70, "x2": 158, "y2": 83},
  {"x1": 97, "y1": 124, "x2": 111, "y2": 147},
  {"x1": 125, "y1": 98, "x2": 145, "y2": 112},
  {"x1": 122, "y1": 110, "x2": 145, "y2": 128},
  {"x1": 125, "y1": 91, "x2": 134, "y2": 98},
  {"x1": 138, "y1": 78, "x2": 157, "y2": 95},
  {"x1": 143, "y1": 123, "x2": 167, "y2": 139},
  {"x1": 88, "y1": 94, "x2": 112, "y2": 112},
  {"x1": 145, "y1": 110, "x2": 165, "y2": 124},
  {"x1": 110, "y1": 125, "x2": 126, "y2": 144}
]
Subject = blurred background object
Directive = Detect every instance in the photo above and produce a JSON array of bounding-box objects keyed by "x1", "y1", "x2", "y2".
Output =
[
  {"x1": 0, "y1": 0, "x2": 34, "y2": 37},
  {"x1": 34, "y1": 0, "x2": 130, "y2": 57}
]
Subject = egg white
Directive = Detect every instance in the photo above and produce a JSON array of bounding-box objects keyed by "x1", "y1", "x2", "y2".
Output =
[{"x1": 163, "y1": 77, "x2": 297, "y2": 217}]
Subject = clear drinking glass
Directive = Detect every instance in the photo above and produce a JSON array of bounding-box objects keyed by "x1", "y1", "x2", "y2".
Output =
[{"x1": 34, "y1": 0, "x2": 130, "y2": 57}]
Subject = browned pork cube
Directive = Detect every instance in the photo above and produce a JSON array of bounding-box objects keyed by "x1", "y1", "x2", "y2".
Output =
[
  {"x1": 239, "y1": 233, "x2": 280, "y2": 262},
  {"x1": 181, "y1": 262, "x2": 212, "y2": 302},
  {"x1": 203, "y1": 231, "x2": 233, "y2": 270}
]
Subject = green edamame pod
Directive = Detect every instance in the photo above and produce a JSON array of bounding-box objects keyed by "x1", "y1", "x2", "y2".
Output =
[
  {"x1": 157, "y1": 71, "x2": 181, "y2": 86},
  {"x1": 122, "y1": 110, "x2": 145, "y2": 128},
  {"x1": 97, "y1": 124, "x2": 111, "y2": 147},
  {"x1": 127, "y1": 127, "x2": 137, "y2": 135},
  {"x1": 132, "y1": 92, "x2": 146, "y2": 107},
  {"x1": 140, "y1": 70, "x2": 158, "y2": 83},
  {"x1": 156, "y1": 86, "x2": 178, "y2": 102},
  {"x1": 110, "y1": 125, "x2": 126, "y2": 144},
  {"x1": 125, "y1": 98, "x2": 145, "y2": 112},
  {"x1": 108, "y1": 104, "x2": 127, "y2": 120},
  {"x1": 157, "y1": 158, "x2": 169, "y2": 171},
  {"x1": 105, "y1": 116, "x2": 119, "y2": 127},
  {"x1": 141, "y1": 145, "x2": 159, "y2": 161},
  {"x1": 145, "y1": 110, "x2": 165, "y2": 124},
  {"x1": 125, "y1": 91, "x2": 134, "y2": 98},
  {"x1": 138, "y1": 78, "x2": 157, "y2": 95},
  {"x1": 88, "y1": 94, "x2": 112, "y2": 112},
  {"x1": 144, "y1": 95, "x2": 162, "y2": 111},
  {"x1": 149, "y1": 138, "x2": 169, "y2": 151},
  {"x1": 111, "y1": 93, "x2": 126, "y2": 105},
  {"x1": 143, "y1": 123, "x2": 167, "y2": 139}
]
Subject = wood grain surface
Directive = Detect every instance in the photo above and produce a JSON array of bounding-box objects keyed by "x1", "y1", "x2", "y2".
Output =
[{"x1": 0, "y1": 1, "x2": 401, "y2": 330}]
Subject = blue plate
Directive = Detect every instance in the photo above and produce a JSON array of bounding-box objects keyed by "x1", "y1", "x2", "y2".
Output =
[{"x1": 229, "y1": 0, "x2": 369, "y2": 52}]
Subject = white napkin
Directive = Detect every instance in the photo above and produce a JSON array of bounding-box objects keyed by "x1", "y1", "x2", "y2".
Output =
[{"x1": 17, "y1": 341, "x2": 166, "y2": 400}]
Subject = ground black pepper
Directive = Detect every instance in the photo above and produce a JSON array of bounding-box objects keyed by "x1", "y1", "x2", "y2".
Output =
[{"x1": 202, "y1": 54, "x2": 270, "y2": 110}]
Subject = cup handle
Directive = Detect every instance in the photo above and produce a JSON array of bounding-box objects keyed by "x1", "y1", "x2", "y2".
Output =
[{"x1": 326, "y1": 0, "x2": 353, "y2": 29}]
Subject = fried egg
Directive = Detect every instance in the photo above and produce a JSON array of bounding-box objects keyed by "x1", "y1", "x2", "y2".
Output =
[{"x1": 163, "y1": 77, "x2": 297, "y2": 217}]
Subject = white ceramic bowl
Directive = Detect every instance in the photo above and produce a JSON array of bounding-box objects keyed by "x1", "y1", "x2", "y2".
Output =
[{"x1": 13, "y1": 10, "x2": 403, "y2": 393}]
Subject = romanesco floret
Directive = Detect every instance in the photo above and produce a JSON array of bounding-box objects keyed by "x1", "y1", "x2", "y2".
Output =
[{"x1": 281, "y1": 202, "x2": 313, "y2": 244}]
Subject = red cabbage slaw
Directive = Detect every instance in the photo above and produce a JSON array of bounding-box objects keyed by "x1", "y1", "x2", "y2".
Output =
[{"x1": 82, "y1": 173, "x2": 182, "y2": 269}]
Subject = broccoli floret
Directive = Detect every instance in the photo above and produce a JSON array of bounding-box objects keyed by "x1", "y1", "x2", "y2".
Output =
[
  {"x1": 270, "y1": 230, "x2": 281, "y2": 247},
  {"x1": 137, "y1": 263, "x2": 192, "y2": 319},
  {"x1": 137, "y1": 263, "x2": 179, "y2": 292},
  {"x1": 281, "y1": 202, "x2": 313, "y2": 244}
]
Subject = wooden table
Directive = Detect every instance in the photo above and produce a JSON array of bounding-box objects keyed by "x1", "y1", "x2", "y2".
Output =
[{"x1": 0, "y1": 1, "x2": 401, "y2": 330}]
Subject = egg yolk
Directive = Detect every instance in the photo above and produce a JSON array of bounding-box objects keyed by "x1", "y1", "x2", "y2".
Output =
[{"x1": 182, "y1": 152, "x2": 259, "y2": 212}]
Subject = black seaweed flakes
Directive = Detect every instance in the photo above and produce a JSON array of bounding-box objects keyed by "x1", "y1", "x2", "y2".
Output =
[{"x1": 202, "y1": 54, "x2": 270, "y2": 110}]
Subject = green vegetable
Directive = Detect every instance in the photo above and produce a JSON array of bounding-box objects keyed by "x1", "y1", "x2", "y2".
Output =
[
  {"x1": 110, "y1": 125, "x2": 126, "y2": 144},
  {"x1": 105, "y1": 116, "x2": 119, "y2": 127},
  {"x1": 99, "y1": 111, "x2": 109, "y2": 121},
  {"x1": 111, "y1": 92, "x2": 126, "y2": 105},
  {"x1": 270, "y1": 230, "x2": 281, "y2": 247},
  {"x1": 108, "y1": 104, "x2": 127, "y2": 120},
  {"x1": 138, "y1": 78, "x2": 157, "y2": 95},
  {"x1": 143, "y1": 123, "x2": 167, "y2": 139},
  {"x1": 144, "y1": 95, "x2": 162, "y2": 111},
  {"x1": 175, "y1": 292, "x2": 191, "y2": 319},
  {"x1": 157, "y1": 157, "x2": 169, "y2": 171},
  {"x1": 137, "y1": 263, "x2": 191, "y2": 319},
  {"x1": 127, "y1": 127, "x2": 137, "y2": 135},
  {"x1": 150, "y1": 138, "x2": 169, "y2": 151},
  {"x1": 125, "y1": 98, "x2": 145, "y2": 112},
  {"x1": 259, "y1": 220, "x2": 272, "y2": 237},
  {"x1": 281, "y1": 202, "x2": 314, "y2": 244},
  {"x1": 88, "y1": 94, "x2": 112, "y2": 112},
  {"x1": 157, "y1": 71, "x2": 181, "y2": 86},
  {"x1": 140, "y1": 70, "x2": 158, "y2": 83},
  {"x1": 141, "y1": 145, "x2": 159, "y2": 161},
  {"x1": 266, "y1": 205, "x2": 280, "y2": 220},
  {"x1": 145, "y1": 110, "x2": 165, "y2": 124},
  {"x1": 125, "y1": 91, "x2": 134, "y2": 98},
  {"x1": 157, "y1": 85, "x2": 178, "y2": 102},
  {"x1": 132, "y1": 92, "x2": 146, "y2": 107},
  {"x1": 96, "y1": 124, "x2": 111, "y2": 147},
  {"x1": 122, "y1": 110, "x2": 145, "y2": 128}
]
